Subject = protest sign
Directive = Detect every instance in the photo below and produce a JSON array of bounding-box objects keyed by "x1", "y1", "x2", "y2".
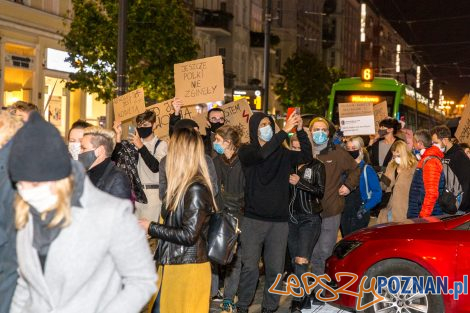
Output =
[
  {"x1": 221, "y1": 99, "x2": 253, "y2": 143},
  {"x1": 174, "y1": 56, "x2": 224, "y2": 105},
  {"x1": 146, "y1": 100, "x2": 207, "y2": 141},
  {"x1": 339, "y1": 102, "x2": 375, "y2": 136},
  {"x1": 113, "y1": 88, "x2": 146, "y2": 121},
  {"x1": 455, "y1": 99, "x2": 470, "y2": 144},
  {"x1": 373, "y1": 101, "x2": 389, "y2": 132}
]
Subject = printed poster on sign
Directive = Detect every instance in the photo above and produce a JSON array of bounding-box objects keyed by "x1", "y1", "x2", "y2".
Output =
[
  {"x1": 145, "y1": 100, "x2": 207, "y2": 141},
  {"x1": 339, "y1": 102, "x2": 375, "y2": 136},
  {"x1": 113, "y1": 88, "x2": 146, "y2": 121},
  {"x1": 174, "y1": 56, "x2": 224, "y2": 105},
  {"x1": 455, "y1": 98, "x2": 470, "y2": 144},
  {"x1": 221, "y1": 98, "x2": 253, "y2": 143}
]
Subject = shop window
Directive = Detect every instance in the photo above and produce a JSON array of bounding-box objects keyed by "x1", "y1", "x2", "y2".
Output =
[{"x1": 3, "y1": 43, "x2": 35, "y2": 107}]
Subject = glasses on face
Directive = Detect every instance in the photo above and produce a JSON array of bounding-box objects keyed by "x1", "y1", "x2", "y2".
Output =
[{"x1": 210, "y1": 117, "x2": 225, "y2": 123}]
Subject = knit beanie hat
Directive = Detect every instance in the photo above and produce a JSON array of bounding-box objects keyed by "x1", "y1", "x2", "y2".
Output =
[{"x1": 9, "y1": 111, "x2": 71, "y2": 182}]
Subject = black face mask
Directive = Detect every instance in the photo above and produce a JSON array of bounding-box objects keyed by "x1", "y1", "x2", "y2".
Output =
[
  {"x1": 348, "y1": 150, "x2": 360, "y2": 159},
  {"x1": 137, "y1": 126, "x2": 153, "y2": 138},
  {"x1": 78, "y1": 150, "x2": 97, "y2": 170},
  {"x1": 210, "y1": 122, "x2": 224, "y2": 133}
]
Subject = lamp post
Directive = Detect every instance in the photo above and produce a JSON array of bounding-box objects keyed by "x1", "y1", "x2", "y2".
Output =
[{"x1": 262, "y1": 0, "x2": 272, "y2": 114}]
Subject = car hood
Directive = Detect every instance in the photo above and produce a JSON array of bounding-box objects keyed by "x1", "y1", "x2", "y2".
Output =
[{"x1": 343, "y1": 216, "x2": 455, "y2": 241}]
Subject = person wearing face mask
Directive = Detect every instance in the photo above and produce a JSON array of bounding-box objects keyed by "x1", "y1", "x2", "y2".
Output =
[
  {"x1": 170, "y1": 98, "x2": 225, "y2": 157},
  {"x1": 368, "y1": 118, "x2": 402, "y2": 173},
  {"x1": 113, "y1": 110, "x2": 168, "y2": 222},
  {"x1": 236, "y1": 112, "x2": 312, "y2": 313},
  {"x1": 78, "y1": 127, "x2": 131, "y2": 199},
  {"x1": 7, "y1": 112, "x2": 156, "y2": 313},
  {"x1": 408, "y1": 129, "x2": 445, "y2": 218},
  {"x1": 377, "y1": 141, "x2": 417, "y2": 223},
  {"x1": 431, "y1": 125, "x2": 470, "y2": 212},
  {"x1": 67, "y1": 120, "x2": 93, "y2": 161},
  {"x1": 308, "y1": 117, "x2": 360, "y2": 304},
  {"x1": 0, "y1": 111, "x2": 22, "y2": 313},
  {"x1": 211, "y1": 125, "x2": 245, "y2": 313},
  {"x1": 341, "y1": 137, "x2": 382, "y2": 236}
]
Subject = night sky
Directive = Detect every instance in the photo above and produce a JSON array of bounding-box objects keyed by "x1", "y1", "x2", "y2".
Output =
[{"x1": 369, "y1": 0, "x2": 470, "y2": 101}]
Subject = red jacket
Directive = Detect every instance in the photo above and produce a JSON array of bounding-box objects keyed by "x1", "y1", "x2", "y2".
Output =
[{"x1": 418, "y1": 146, "x2": 444, "y2": 217}]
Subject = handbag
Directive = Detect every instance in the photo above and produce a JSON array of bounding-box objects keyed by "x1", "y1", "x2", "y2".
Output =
[{"x1": 207, "y1": 209, "x2": 241, "y2": 265}]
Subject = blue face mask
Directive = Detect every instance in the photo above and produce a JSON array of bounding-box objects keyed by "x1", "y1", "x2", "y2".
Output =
[
  {"x1": 312, "y1": 130, "x2": 328, "y2": 145},
  {"x1": 259, "y1": 125, "x2": 273, "y2": 142},
  {"x1": 213, "y1": 142, "x2": 225, "y2": 155}
]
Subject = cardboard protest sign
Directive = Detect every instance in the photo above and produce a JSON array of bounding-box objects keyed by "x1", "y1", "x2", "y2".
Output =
[
  {"x1": 455, "y1": 99, "x2": 470, "y2": 144},
  {"x1": 174, "y1": 56, "x2": 224, "y2": 105},
  {"x1": 146, "y1": 100, "x2": 206, "y2": 141},
  {"x1": 339, "y1": 102, "x2": 375, "y2": 136},
  {"x1": 221, "y1": 99, "x2": 253, "y2": 143},
  {"x1": 113, "y1": 88, "x2": 146, "y2": 121},
  {"x1": 373, "y1": 101, "x2": 389, "y2": 132}
]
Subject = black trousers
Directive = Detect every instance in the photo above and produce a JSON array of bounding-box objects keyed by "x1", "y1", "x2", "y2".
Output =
[{"x1": 237, "y1": 217, "x2": 289, "y2": 311}]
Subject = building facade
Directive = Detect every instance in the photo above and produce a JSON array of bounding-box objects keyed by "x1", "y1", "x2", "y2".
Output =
[{"x1": 0, "y1": 0, "x2": 106, "y2": 136}]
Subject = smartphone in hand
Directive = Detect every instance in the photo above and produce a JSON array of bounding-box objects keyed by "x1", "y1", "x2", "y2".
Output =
[
  {"x1": 287, "y1": 107, "x2": 300, "y2": 133},
  {"x1": 128, "y1": 125, "x2": 136, "y2": 138}
]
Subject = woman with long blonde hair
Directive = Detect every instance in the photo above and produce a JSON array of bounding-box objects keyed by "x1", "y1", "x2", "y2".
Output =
[
  {"x1": 378, "y1": 140, "x2": 418, "y2": 223},
  {"x1": 142, "y1": 127, "x2": 215, "y2": 313},
  {"x1": 8, "y1": 112, "x2": 157, "y2": 313}
]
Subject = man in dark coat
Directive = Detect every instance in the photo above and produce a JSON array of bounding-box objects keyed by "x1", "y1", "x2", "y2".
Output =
[{"x1": 0, "y1": 111, "x2": 22, "y2": 313}]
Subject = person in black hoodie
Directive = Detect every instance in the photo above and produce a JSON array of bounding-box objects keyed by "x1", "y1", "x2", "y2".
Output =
[{"x1": 236, "y1": 112, "x2": 312, "y2": 313}]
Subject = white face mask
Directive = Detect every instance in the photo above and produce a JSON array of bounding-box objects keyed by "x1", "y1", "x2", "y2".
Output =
[
  {"x1": 17, "y1": 184, "x2": 58, "y2": 213},
  {"x1": 68, "y1": 142, "x2": 81, "y2": 161},
  {"x1": 433, "y1": 143, "x2": 445, "y2": 153},
  {"x1": 394, "y1": 157, "x2": 401, "y2": 165}
]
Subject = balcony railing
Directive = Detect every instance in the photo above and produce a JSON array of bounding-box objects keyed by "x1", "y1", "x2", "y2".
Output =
[{"x1": 194, "y1": 9, "x2": 233, "y2": 34}]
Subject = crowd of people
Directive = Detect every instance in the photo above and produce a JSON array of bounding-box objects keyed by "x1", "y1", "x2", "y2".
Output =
[{"x1": 0, "y1": 99, "x2": 469, "y2": 313}]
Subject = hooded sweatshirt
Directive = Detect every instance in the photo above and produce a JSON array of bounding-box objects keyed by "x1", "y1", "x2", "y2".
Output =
[{"x1": 238, "y1": 112, "x2": 313, "y2": 222}]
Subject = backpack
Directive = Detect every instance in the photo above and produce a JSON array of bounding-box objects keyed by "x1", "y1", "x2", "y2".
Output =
[{"x1": 422, "y1": 156, "x2": 461, "y2": 215}]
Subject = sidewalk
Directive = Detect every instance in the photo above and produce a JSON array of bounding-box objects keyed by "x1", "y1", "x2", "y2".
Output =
[{"x1": 210, "y1": 276, "x2": 349, "y2": 313}]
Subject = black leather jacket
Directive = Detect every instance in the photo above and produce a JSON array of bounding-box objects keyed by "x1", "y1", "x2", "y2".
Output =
[
  {"x1": 149, "y1": 182, "x2": 213, "y2": 265},
  {"x1": 89, "y1": 160, "x2": 131, "y2": 200},
  {"x1": 289, "y1": 158, "x2": 326, "y2": 216}
]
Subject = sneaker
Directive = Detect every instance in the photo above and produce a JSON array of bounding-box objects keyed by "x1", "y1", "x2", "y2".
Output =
[
  {"x1": 236, "y1": 305, "x2": 249, "y2": 313},
  {"x1": 289, "y1": 299, "x2": 302, "y2": 313},
  {"x1": 220, "y1": 299, "x2": 235, "y2": 313},
  {"x1": 212, "y1": 289, "x2": 224, "y2": 302}
]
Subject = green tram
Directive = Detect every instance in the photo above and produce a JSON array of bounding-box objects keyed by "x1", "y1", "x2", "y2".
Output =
[{"x1": 326, "y1": 75, "x2": 445, "y2": 131}]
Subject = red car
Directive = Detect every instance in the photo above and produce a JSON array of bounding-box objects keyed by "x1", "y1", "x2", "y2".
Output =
[{"x1": 324, "y1": 214, "x2": 470, "y2": 313}]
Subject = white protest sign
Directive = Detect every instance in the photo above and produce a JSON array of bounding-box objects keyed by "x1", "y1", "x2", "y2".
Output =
[{"x1": 339, "y1": 102, "x2": 375, "y2": 136}]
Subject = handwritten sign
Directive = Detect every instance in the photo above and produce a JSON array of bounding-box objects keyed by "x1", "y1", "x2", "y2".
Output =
[
  {"x1": 113, "y1": 88, "x2": 146, "y2": 121},
  {"x1": 221, "y1": 99, "x2": 253, "y2": 143},
  {"x1": 373, "y1": 101, "x2": 389, "y2": 132},
  {"x1": 174, "y1": 56, "x2": 224, "y2": 105},
  {"x1": 146, "y1": 100, "x2": 206, "y2": 141},
  {"x1": 339, "y1": 102, "x2": 375, "y2": 136},
  {"x1": 455, "y1": 99, "x2": 470, "y2": 144}
]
